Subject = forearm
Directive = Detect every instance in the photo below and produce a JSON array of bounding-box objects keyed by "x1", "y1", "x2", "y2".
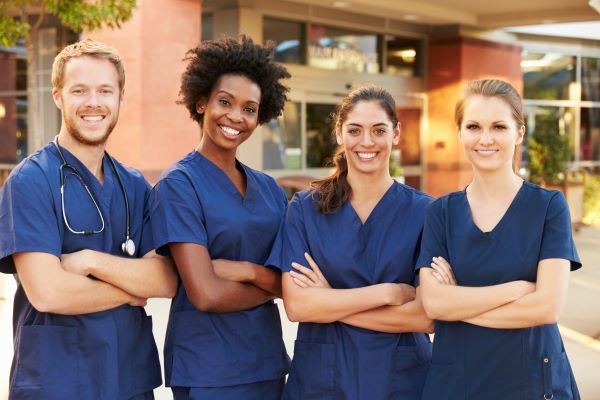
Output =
[
  {"x1": 341, "y1": 298, "x2": 434, "y2": 334},
  {"x1": 74, "y1": 250, "x2": 178, "y2": 299},
  {"x1": 420, "y1": 269, "x2": 532, "y2": 321},
  {"x1": 283, "y1": 282, "x2": 397, "y2": 323},
  {"x1": 187, "y1": 278, "x2": 275, "y2": 312},
  {"x1": 214, "y1": 259, "x2": 282, "y2": 297},
  {"x1": 15, "y1": 252, "x2": 140, "y2": 315}
]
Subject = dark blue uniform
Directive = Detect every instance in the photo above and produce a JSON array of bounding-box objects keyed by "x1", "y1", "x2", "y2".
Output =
[
  {"x1": 0, "y1": 143, "x2": 161, "y2": 400},
  {"x1": 149, "y1": 151, "x2": 290, "y2": 399},
  {"x1": 417, "y1": 182, "x2": 581, "y2": 400},
  {"x1": 273, "y1": 182, "x2": 432, "y2": 400}
]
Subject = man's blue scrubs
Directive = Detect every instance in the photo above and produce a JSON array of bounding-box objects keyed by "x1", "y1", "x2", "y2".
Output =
[
  {"x1": 416, "y1": 182, "x2": 581, "y2": 400},
  {"x1": 0, "y1": 143, "x2": 162, "y2": 400},
  {"x1": 272, "y1": 182, "x2": 432, "y2": 400},
  {"x1": 149, "y1": 151, "x2": 290, "y2": 399}
]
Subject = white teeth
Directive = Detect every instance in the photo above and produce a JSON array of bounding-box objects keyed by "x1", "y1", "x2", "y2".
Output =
[
  {"x1": 82, "y1": 115, "x2": 103, "y2": 121},
  {"x1": 220, "y1": 125, "x2": 241, "y2": 136},
  {"x1": 357, "y1": 152, "x2": 377, "y2": 159}
]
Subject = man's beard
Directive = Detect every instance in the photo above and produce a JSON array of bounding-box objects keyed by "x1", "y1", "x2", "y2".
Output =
[{"x1": 64, "y1": 108, "x2": 118, "y2": 146}]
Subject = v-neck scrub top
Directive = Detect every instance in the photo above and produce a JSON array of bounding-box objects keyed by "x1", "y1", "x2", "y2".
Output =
[
  {"x1": 272, "y1": 182, "x2": 433, "y2": 400},
  {"x1": 0, "y1": 143, "x2": 161, "y2": 400},
  {"x1": 416, "y1": 181, "x2": 581, "y2": 400},
  {"x1": 148, "y1": 151, "x2": 290, "y2": 388}
]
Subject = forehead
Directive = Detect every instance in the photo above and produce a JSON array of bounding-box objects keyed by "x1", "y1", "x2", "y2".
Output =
[
  {"x1": 463, "y1": 95, "x2": 513, "y2": 121},
  {"x1": 211, "y1": 74, "x2": 261, "y2": 103},
  {"x1": 344, "y1": 100, "x2": 392, "y2": 125},
  {"x1": 62, "y1": 55, "x2": 119, "y2": 87}
]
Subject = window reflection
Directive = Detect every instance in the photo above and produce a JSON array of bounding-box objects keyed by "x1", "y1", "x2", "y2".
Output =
[
  {"x1": 263, "y1": 17, "x2": 306, "y2": 65},
  {"x1": 522, "y1": 52, "x2": 576, "y2": 100},
  {"x1": 262, "y1": 102, "x2": 302, "y2": 170},
  {"x1": 385, "y1": 36, "x2": 421, "y2": 77},
  {"x1": 582, "y1": 57, "x2": 600, "y2": 102},
  {"x1": 308, "y1": 25, "x2": 379, "y2": 73},
  {"x1": 306, "y1": 103, "x2": 337, "y2": 168},
  {"x1": 581, "y1": 108, "x2": 600, "y2": 162},
  {"x1": 523, "y1": 106, "x2": 576, "y2": 167},
  {"x1": 0, "y1": 44, "x2": 28, "y2": 164}
]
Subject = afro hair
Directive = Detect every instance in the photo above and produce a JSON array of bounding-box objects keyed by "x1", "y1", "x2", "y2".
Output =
[{"x1": 178, "y1": 35, "x2": 291, "y2": 125}]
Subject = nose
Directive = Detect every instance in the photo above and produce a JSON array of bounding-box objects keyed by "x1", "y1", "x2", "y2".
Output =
[
  {"x1": 84, "y1": 91, "x2": 100, "y2": 107},
  {"x1": 227, "y1": 108, "x2": 243, "y2": 123},
  {"x1": 480, "y1": 129, "x2": 494, "y2": 144},
  {"x1": 360, "y1": 131, "x2": 375, "y2": 146}
]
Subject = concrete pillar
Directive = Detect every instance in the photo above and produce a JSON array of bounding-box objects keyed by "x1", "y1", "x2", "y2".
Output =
[
  {"x1": 425, "y1": 35, "x2": 522, "y2": 197},
  {"x1": 85, "y1": 0, "x2": 202, "y2": 184}
]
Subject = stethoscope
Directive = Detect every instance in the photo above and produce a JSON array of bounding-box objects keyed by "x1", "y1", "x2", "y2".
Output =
[{"x1": 53, "y1": 136, "x2": 136, "y2": 257}]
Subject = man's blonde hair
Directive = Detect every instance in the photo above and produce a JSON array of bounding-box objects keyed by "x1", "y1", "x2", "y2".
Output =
[{"x1": 52, "y1": 38, "x2": 125, "y2": 91}]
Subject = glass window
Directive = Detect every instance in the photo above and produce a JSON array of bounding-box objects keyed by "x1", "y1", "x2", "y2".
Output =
[
  {"x1": 306, "y1": 103, "x2": 337, "y2": 168},
  {"x1": 385, "y1": 35, "x2": 421, "y2": 77},
  {"x1": 263, "y1": 17, "x2": 305, "y2": 65},
  {"x1": 582, "y1": 57, "x2": 600, "y2": 102},
  {"x1": 262, "y1": 101, "x2": 302, "y2": 170},
  {"x1": 522, "y1": 52, "x2": 576, "y2": 100},
  {"x1": 202, "y1": 14, "x2": 213, "y2": 41},
  {"x1": 580, "y1": 108, "x2": 600, "y2": 161},
  {"x1": 308, "y1": 24, "x2": 379, "y2": 74},
  {"x1": 0, "y1": 95, "x2": 28, "y2": 164}
]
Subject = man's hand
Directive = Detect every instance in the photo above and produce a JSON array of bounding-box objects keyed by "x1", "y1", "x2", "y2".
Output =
[{"x1": 61, "y1": 249, "x2": 98, "y2": 276}]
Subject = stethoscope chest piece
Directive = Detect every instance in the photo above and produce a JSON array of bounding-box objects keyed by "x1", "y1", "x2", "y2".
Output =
[{"x1": 122, "y1": 238, "x2": 136, "y2": 257}]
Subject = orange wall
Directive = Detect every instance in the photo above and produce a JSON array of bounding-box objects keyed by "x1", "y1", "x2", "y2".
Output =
[
  {"x1": 426, "y1": 35, "x2": 522, "y2": 197},
  {"x1": 86, "y1": 0, "x2": 202, "y2": 184}
]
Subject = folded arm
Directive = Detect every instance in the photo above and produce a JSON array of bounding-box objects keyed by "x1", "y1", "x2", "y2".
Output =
[
  {"x1": 212, "y1": 259, "x2": 282, "y2": 297},
  {"x1": 419, "y1": 257, "x2": 535, "y2": 321},
  {"x1": 61, "y1": 249, "x2": 178, "y2": 299},
  {"x1": 14, "y1": 252, "x2": 146, "y2": 315},
  {"x1": 170, "y1": 242, "x2": 274, "y2": 312},
  {"x1": 340, "y1": 288, "x2": 434, "y2": 333},
  {"x1": 282, "y1": 253, "x2": 414, "y2": 323},
  {"x1": 464, "y1": 259, "x2": 570, "y2": 328}
]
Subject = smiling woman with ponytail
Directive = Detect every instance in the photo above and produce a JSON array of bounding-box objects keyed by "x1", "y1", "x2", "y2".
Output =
[{"x1": 270, "y1": 85, "x2": 434, "y2": 399}]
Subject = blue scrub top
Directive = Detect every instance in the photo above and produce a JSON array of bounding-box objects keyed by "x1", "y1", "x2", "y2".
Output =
[
  {"x1": 272, "y1": 182, "x2": 432, "y2": 400},
  {"x1": 148, "y1": 151, "x2": 290, "y2": 388},
  {"x1": 416, "y1": 181, "x2": 581, "y2": 400},
  {"x1": 0, "y1": 143, "x2": 161, "y2": 400}
]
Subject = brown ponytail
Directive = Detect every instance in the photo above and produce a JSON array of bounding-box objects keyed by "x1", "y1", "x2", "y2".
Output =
[{"x1": 311, "y1": 85, "x2": 398, "y2": 213}]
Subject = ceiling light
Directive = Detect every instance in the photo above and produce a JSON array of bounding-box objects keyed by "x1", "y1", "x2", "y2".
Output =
[
  {"x1": 333, "y1": 1, "x2": 350, "y2": 7},
  {"x1": 404, "y1": 14, "x2": 419, "y2": 21}
]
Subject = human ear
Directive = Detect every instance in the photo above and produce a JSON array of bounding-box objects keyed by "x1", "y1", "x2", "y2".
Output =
[
  {"x1": 335, "y1": 126, "x2": 343, "y2": 145},
  {"x1": 52, "y1": 87, "x2": 62, "y2": 110},
  {"x1": 392, "y1": 121, "x2": 401, "y2": 145},
  {"x1": 195, "y1": 98, "x2": 207, "y2": 114},
  {"x1": 515, "y1": 125, "x2": 525, "y2": 145}
]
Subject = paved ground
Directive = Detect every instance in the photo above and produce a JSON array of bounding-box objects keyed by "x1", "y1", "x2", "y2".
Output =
[{"x1": 1, "y1": 227, "x2": 599, "y2": 399}]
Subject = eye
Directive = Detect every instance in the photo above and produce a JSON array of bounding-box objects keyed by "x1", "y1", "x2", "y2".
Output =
[
  {"x1": 101, "y1": 89, "x2": 114, "y2": 95},
  {"x1": 494, "y1": 124, "x2": 507, "y2": 130},
  {"x1": 374, "y1": 128, "x2": 387, "y2": 136},
  {"x1": 347, "y1": 128, "x2": 360, "y2": 136},
  {"x1": 244, "y1": 106, "x2": 257, "y2": 114},
  {"x1": 218, "y1": 98, "x2": 231, "y2": 106},
  {"x1": 465, "y1": 123, "x2": 480, "y2": 130},
  {"x1": 72, "y1": 88, "x2": 84, "y2": 95}
]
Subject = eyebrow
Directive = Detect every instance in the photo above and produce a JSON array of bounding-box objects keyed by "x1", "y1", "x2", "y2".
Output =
[
  {"x1": 346, "y1": 122, "x2": 389, "y2": 127},
  {"x1": 217, "y1": 90, "x2": 259, "y2": 105}
]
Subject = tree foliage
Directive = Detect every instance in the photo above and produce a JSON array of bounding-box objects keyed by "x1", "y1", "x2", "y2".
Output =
[
  {"x1": 0, "y1": 0, "x2": 136, "y2": 47},
  {"x1": 527, "y1": 111, "x2": 572, "y2": 185}
]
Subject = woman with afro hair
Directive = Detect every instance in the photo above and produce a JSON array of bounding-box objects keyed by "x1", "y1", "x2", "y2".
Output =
[{"x1": 149, "y1": 35, "x2": 291, "y2": 400}]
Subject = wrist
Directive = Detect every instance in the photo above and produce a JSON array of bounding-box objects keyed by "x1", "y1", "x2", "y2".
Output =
[{"x1": 244, "y1": 262, "x2": 259, "y2": 283}]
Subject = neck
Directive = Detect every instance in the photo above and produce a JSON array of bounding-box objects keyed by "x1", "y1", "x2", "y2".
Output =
[
  {"x1": 56, "y1": 130, "x2": 106, "y2": 181},
  {"x1": 469, "y1": 166, "x2": 523, "y2": 199},
  {"x1": 347, "y1": 167, "x2": 394, "y2": 202},
  {"x1": 197, "y1": 138, "x2": 237, "y2": 172}
]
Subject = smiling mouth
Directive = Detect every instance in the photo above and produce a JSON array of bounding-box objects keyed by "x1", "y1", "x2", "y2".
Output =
[
  {"x1": 356, "y1": 152, "x2": 377, "y2": 160},
  {"x1": 219, "y1": 125, "x2": 241, "y2": 137},
  {"x1": 80, "y1": 115, "x2": 106, "y2": 122},
  {"x1": 475, "y1": 149, "x2": 499, "y2": 156}
]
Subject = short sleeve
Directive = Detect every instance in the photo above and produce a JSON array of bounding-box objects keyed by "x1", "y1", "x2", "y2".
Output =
[
  {"x1": 271, "y1": 193, "x2": 311, "y2": 273},
  {"x1": 264, "y1": 187, "x2": 289, "y2": 270},
  {"x1": 539, "y1": 192, "x2": 581, "y2": 271},
  {"x1": 415, "y1": 198, "x2": 449, "y2": 277},
  {"x1": 0, "y1": 167, "x2": 62, "y2": 274},
  {"x1": 148, "y1": 173, "x2": 208, "y2": 257},
  {"x1": 138, "y1": 181, "x2": 156, "y2": 257}
]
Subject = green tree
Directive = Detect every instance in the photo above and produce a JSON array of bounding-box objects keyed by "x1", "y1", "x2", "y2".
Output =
[
  {"x1": 1, "y1": 1, "x2": 136, "y2": 47},
  {"x1": 527, "y1": 111, "x2": 572, "y2": 185}
]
